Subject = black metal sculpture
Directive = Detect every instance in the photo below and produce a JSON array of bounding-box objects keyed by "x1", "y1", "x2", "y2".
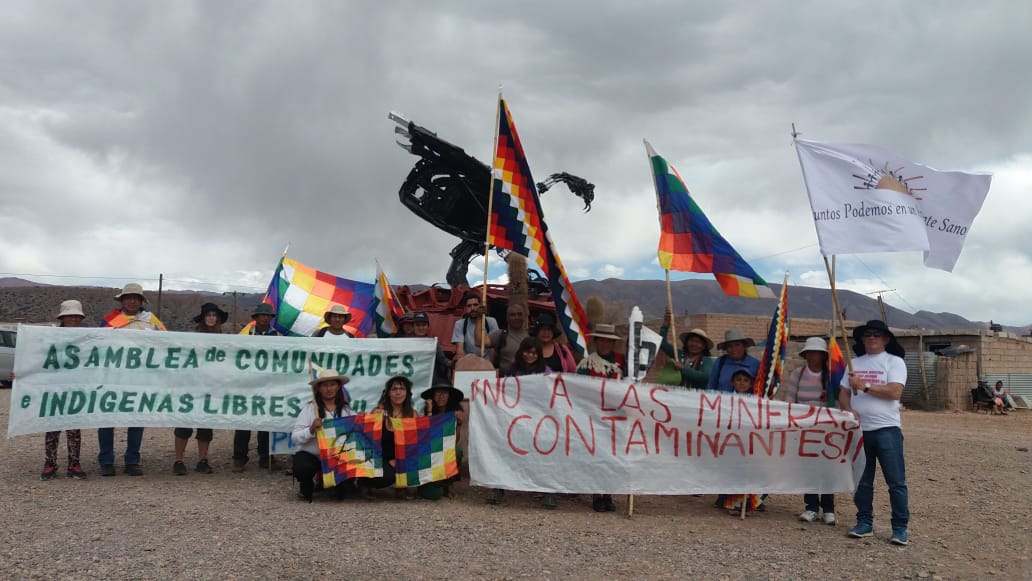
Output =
[{"x1": 389, "y1": 112, "x2": 595, "y2": 286}]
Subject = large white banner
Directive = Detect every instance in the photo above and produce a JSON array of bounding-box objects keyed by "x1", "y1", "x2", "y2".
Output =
[
  {"x1": 467, "y1": 373, "x2": 864, "y2": 495},
  {"x1": 7, "y1": 325, "x2": 435, "y2": 437},
  {"x1": 795, "y1": 138, "x2": 991, "y2": 271}
]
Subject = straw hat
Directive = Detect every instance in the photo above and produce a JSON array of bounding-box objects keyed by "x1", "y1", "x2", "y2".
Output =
[
  {"x1": 590, "y1": 323, "x2": 623, "y2": 341},
  {"x1": 56, "y1": 300, "x2": 85, "y2": 319},
  {"x1": 678, "y1": 328, "x2": 714, "y2": 351},
  {"x1": 309, "y1": 368, "x2": 350, "y2": 387},
  {"x1": 323, "y1": 304, "x2": 352, "y2": 324},
  {"x1": 114, "y1": 283, "x2": 147, "y2": 302}
]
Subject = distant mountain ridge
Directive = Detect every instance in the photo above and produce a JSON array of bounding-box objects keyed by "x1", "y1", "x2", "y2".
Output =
[{"x1": 0, "y1": 276, "x2": 1027, "y2": 334}]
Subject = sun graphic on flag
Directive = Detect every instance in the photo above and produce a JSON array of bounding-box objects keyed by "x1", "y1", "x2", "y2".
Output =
[{"x1": 852, "y1": 161, "x2": 926, "y2": 200}]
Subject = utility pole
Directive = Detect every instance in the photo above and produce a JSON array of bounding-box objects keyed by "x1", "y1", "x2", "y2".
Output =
[{"x1": 866, "y1": 289, "x2": 895, "y2": 324}]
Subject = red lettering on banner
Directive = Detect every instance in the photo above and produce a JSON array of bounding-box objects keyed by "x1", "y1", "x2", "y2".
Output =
[
  {"x1": 601, "y1": 416, "x2": 627, "y2": 455},
  {"x1": 749, "y1": 431, "x2": 775, "y2": 456},
  {"x1": 798, "y1": 429, "x2": 824, "y2": 457},
  {"x1": 813, "y1": 406, "x2": 841, "y2": 429},
  {"x1": 698, "y1": 432, "x2": 721, "y2": 457},
  {"x1": 532, "y1": 416, "x2": 560, "y2": 455},
  {"x1": 822, "y1": 431, "x2": 845, "y2": 460},
  {"x1": 719, "y1": 432, "x2": 746, "y2": 456},
  {"x1": 565, "y1": 415, "x2": 596, "y2": 455},
  {"x1": 549, "y1": 376, "x2": 572, "y2": 410},
  {"x1": 736, "y1": 397, "x2": 763, "y2": 430},
  {"x1": 599, "y1": 380, "x2": 617, "y2": 411},
  {"x1": 699, "y1": 393, "x2": 722, "y2": 427},
  {"x1": 654, "y1": 422, "x2": 679, "y2": 456},
  {"x1": 500, "y1": 377, "x2": 521, "y2": 409},
  {"x1": 764, "y1": 402, "x2": 782, "y2": 429},
  {"x1": 507, "y1": 415, "x2": 531, "y2": 455},
  {"x1": 617, "y1": 384, "x2": 643, "y2": 416},
  {"x1": 648, "y1": 387, "x2": 672, "y2": 423},
  {"x1": 625, "y1": 420, "x2": 648, "y2": 455},
  {"x1": 787, "y1": 403, "x2": 817, "y2": 428}
]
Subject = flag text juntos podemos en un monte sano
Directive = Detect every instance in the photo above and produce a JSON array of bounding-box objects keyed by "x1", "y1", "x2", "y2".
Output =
[{"x1": 40, "y1": 343, "x2": 417, "y2": 377}]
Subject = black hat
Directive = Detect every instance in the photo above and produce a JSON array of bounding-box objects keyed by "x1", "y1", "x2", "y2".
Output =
[
  {"x1": 411, "y1": 311, "x2": 430, "y2": 324},
  {"x1": 852, "y1": 320, "x2": 905, "y2": 358},
  {"x1": 419, "y1": 380, "x2": 464, "y2": 402},
  {"x1": 193, "y1": 302, "x2": 229, "y2": 324},
  {"x1": 531, "y1": 313, "x2": 562, "y2": 337}
]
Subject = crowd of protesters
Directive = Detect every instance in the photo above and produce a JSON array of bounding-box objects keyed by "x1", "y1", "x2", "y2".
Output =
[{"x1": 26, "y1": 284, "x2": 923, "y2": 545}]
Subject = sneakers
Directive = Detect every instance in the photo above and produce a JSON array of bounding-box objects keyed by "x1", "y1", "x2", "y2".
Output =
[
  {"x1": 99, "y1": 464, "x2": 116, "y2": 477},
  {"x1": 124, "y1": 464, "x2": 143, "y2": 476},
  {"x1": 542, "y1": 493, "x2": 558, "y2": 510},
  {"x1": 173, "y1": 461, "x2": 188, "y2": 476},
  {"x1": 41, "y1": 465, "x2": 58, "y2": 481},
  {"x1": 848, "y1": 523, "x2": 874, "y2": 538},
  {"x1": 890, "y1": 530, "x2": 910, "y2": 546},
  {"x1": 231, "y1": 460, "x2": 246, "y2": 473},
  {"x1": 799, "y1": 510, "x2": 818, "y2": 522},
  {"x1": 67, "y1": 465, "x2": 88, "y2": 480},
  {"x1": 195, "y1": 459, "x2": 213, "y2": 474},
  {"x1": 823, "y1": 512, "x2": 837, "y2": 525}
]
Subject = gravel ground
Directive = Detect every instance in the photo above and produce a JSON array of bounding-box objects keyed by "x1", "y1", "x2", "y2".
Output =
[{"x1": 1, "y1": 391, "x2": 1029, "y2": 581}]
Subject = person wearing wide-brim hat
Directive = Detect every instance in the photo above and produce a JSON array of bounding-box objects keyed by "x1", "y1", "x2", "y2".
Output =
[
  {"x1": 289, "y1": 368, "x2": 354, "y2": 502},
  {"x1": 173, "y1": 303, "x2": 226, "y2": 476},
  {"x1": 97, "y1": 283, "x2": 166, "y2": 478},
  {"x1": 658, "y1": 309, "x2": 715, "y2": 390},
  {"x1": 40, "y1": 300, "x2": 89, "y2": 481},
  {"x1": 317, "y1": 304, "x2": 355, "y2": 339},
  {"x1": 530, "y1": 313, "x2": 576, "y2": 373},
  {"x1": 784, "y1": 336, "x2": 839, "y2": 526},
  {"x1": 838, "y1": 319, "x2": 911, "y2": 546},
  {"x1": 192, "y1": 302, "x2": 229, "y2": 330},
  {"x1": 362, "y1": 375, "x2": 416, "y2": 499},
  {"x1": 417, "y1": 380, "x2": 466, "y2": 501},
  {"x1": 707, "y1": 328, "x2": 760, "y2": 393}
]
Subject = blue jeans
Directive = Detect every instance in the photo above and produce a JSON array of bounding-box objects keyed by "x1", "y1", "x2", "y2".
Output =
[
  {"x1": 97, "y1": 427, "x2": 145, "y2": 466},
  {"x1": 855, "y1": 426, "x2": 909, "y2": 532}
]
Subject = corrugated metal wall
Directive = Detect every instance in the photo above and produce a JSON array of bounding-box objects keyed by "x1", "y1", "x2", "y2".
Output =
[{"x1": 902, "y1": 352, "x2": 939, "y2": 409}]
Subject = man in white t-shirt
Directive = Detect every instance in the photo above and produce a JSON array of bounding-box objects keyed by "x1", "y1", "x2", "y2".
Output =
[{"x1": 839, "y1": 319, "x2": 910, "y2": 546}]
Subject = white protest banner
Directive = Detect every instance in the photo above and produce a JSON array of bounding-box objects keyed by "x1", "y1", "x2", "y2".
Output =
[
  {"x1": 795, "y1": 139, "x2": 991, "y2": 271},
  {"x1": 468, "y1": 373, "x2": 864, "y2": 495},
  {"x1": 7, "y1": 325, "x2": 435, "y2": 436}
]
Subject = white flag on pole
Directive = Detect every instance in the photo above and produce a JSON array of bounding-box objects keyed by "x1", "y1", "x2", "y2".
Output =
[{"x1": 795, "y1": 139, "x2": 991, "y2": 271}]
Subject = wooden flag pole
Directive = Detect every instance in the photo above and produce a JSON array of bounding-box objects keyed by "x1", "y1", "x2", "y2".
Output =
[
  {"x1": 823, "y1": 255, "x2": 855, "y2": 375},
  {"x1": 480, "y1": 88, "x2": 504, "y2": 359}
]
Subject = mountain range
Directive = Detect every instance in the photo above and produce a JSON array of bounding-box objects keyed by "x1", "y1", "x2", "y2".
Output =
[{"x1": 1, "y1": 276, "x2": 1027, "y2": 334}]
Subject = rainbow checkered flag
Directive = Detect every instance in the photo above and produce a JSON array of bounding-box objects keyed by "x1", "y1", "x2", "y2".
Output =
[
  {"x1": 317, "y1": 413, "x2": 383, "y2": 488},
  {"x1": 264, "y1": 256, "x2": 375, "y2": 337},
  {"x1": 754, "y1": 277, "x2": 789, "y2": 398},
  {"x1": 371, "y1": 264, "x2": 404, "y2": 338},
  {"x1": 487, "y1": 95, "x2": 590, "y2": 355},
  {"x1": 646, "y1": 140, "x2": 774, "y2": 299},
  {"x1": 388, "y1": 413, "x2": 459, "y2": 487}
]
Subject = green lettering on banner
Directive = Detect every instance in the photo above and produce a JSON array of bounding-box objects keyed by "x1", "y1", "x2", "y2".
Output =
[
  {"x1": 105, "y1": 346, "x2": 124, "y2": 368},
  {"x1": 64, "y1": 345, "x2": 80, "y2": 369},
  {"x1": 84, "y1": 347, "x2": 100, "y2": 367},
  {"x1": 236, "y1": 349, "x2": 251, "y2": 370},
  {"x1": 43, "y1": 345, "x2": 60, "y2": 370},
  {"x1": 119, "y1": 391, "x2": 138, "y2": 412},
  {"x1": 164, "y1": 347, "x2": 182, "y2": 368}
]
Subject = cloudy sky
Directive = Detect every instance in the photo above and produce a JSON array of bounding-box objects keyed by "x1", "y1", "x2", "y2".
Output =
[{"x1": 2, "y1": 1, "x2": 1030, "y2": 325}]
